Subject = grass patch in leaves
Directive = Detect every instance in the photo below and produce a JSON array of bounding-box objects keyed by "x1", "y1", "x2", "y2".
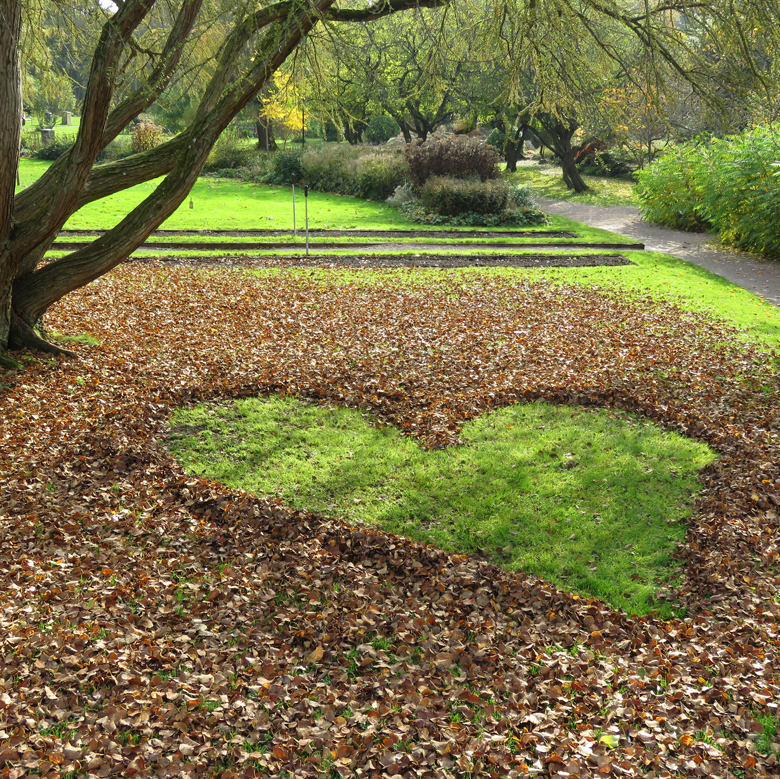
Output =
[{"x1": 168, "y1": 395, "x2": 714, "y2": 616}]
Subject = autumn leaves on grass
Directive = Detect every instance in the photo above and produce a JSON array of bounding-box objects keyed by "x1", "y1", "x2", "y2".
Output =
[{"x1": 1, "y1": 264, "x2": 778, "y2": 777}]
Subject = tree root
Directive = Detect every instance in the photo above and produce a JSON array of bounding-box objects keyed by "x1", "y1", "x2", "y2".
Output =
[
  {"x1": 0, "y1": 351, "x2": 20, "y2": 369},
  {"x1": 9, "y1": 311, "x2": 77, "y2": 358}
]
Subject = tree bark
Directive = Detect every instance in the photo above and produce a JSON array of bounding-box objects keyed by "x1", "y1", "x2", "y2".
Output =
[
  {"x1": 0, "y1": 0, "x2": 23, "y2": 365},
  {"x1": 533, "y1": 113, "x2": 589, "y2": 193},
  {"x1": 256, "y1": 116, "x2": 277, "y2": 151},
  {"x1": 560, "y1": 148, "x2": 589, "y2": 193}
]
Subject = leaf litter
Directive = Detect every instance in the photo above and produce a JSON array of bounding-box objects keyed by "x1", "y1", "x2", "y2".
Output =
[{"x1": 1, "y1": 262, "x2": 779, "y2": 778}]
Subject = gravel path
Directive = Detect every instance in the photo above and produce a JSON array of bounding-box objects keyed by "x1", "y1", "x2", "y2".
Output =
[{"x1": 539, "y1": 198, "x2": 780, "y2": 308}]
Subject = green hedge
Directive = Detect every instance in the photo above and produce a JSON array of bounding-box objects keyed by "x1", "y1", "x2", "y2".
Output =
[
  {"x1": 420, "y1": 176, "x2": 509, "y2": 215},
  {"x1": 637, "y1": 126, "x2": 780, "y2": 257}
]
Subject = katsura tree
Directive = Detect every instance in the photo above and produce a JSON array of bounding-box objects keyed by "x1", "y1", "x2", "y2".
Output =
[{"x1": 0, "y1": 0, "x2": 444, "y2": 366}]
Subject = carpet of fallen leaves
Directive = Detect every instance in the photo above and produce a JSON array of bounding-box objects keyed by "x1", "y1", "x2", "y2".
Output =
[{"x1": 1, "y1": 262, "x2": 780, "y2": 779}]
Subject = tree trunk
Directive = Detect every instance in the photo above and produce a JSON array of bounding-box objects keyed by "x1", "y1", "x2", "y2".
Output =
[
  {"x1": 256, "y1": 116, "x2": 277, "y2": 151},
  {"x1": 504, "y1": 125, "x2": 525, "y2": 173},
  {"x1": 559, "y1": 149, "x2": 589, "y2": 193},
  {"x1": 0, "y1": 0, "x2": 23, "y2": 365},
  {"x1": 533, "y1": 113, "x2": 589, "y2": 193}
]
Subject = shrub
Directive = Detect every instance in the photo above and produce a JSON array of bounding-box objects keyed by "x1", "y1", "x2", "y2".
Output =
[
  {"x1": 352, "y1": 152, "x2": 406, "y2": 200},
  {"x1": 96, "y1": 136, "x2": 133, "y2": 163},
  {"x1": 508, "y1": 184, "x2": 537, "y2": 211},
  {"x1": 577, "y1": 151, "x2": 631, "y2": 178},
  {"x1": 34, "y1": 140, "x2": 74, "y2": 161},
  {"x1": 402, "y1": 136, "x2": 501, "y2": 188},
  {"x1": 485, "y1": 127, "x2": 505, "y2": 151},
  {"x1": 296, "y1": 144, "x2": 406, "y2": 200},
  {"x1": 636, "y1": 141, "x2": 712, "y2": 232},
  {"x1": 698, "y1": 126, "x2": 780, "y2": 258},
  {"x1": 262, "y1": 147, "x2": 304, "y2": 184},
  {"x1": 204, "y1": 135, "x2": 264, "y2": 172},
  {"x1": 396, "y1": 175, "x2": 547, "y2": 227},
  {"x1": 300, "y1": 144, "x2": 360, "y2": 193},
  {"x1": 638, "y1": 126, "x2": 780, "y2": 258},
  {"x1": 420, "y1": 176, "x2": 510, "y2": 216},
  {"x1": 385, "y1": 183, "x2": 416, "y2": 208},
  {"x1": 365, "y1": 115, "x2": 399, "y2": 145},
  {"x1": 131, "y1": 121, "x2": 164, "y2": 153}
]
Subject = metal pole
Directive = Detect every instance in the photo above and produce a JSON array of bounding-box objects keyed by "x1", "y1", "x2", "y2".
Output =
[
  {"x1": 291, "y1": 175, "x2": 297, "y2": 237},
  {"x1": 304, "y1": 184, "x2": 309, "y2": 257},
  {"x1": 301, "y1": 101, "x2": 305, "y2": 148}
]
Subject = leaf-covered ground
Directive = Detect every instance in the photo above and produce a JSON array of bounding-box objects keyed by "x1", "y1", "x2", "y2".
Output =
[{"x1": 1, "y1": 263, "x2": 779, "y2": 778}]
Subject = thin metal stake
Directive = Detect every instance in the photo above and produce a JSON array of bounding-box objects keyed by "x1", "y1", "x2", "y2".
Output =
[
  {"x1": 291, "y1": 175, "x2": 297, "y2": 237},
  {"x1": 304, "y1": 184, "x2": 309, "y2": 257}
]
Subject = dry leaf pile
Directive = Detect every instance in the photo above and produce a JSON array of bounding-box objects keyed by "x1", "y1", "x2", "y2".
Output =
[{"x1": 1, "y1": 263, "x2": 779, "y2": 778}]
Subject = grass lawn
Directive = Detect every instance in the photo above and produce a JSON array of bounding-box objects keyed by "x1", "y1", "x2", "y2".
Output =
[
  {"x1": 506, "y1": 160, "x2": 639, "y2": 207},
  {"x1": 169, "y1": 395, "x2": 714, "y2": 617}
]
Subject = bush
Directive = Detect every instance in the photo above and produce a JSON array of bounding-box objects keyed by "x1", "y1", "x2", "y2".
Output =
[
  {"x1": 698, "y1": 126, "x2": 780, "y2": 258},
  {"x1": 352, "y1": 152, "x2": 406, "y2": 200},
  {"x1": 262, "y1": 147, "x2": 304, "y2": 184},
  {"x1": 295, "y1": 144, "x2": 406, "y2": 200},
  {"x1": 403, "y1": 176, "x2": 548, "y2": 226},
  {"x1": 96, "y1": 136, "x2": 133, "y2": 163},
  {"x1": 638, "y1": 126, "x2": 780, "y2": 257},
  {"x1": 204, "y1": 135, "x2": 264, "y2": 172},
  {"x1": 385, "y1": 183, "x2": 416, "y2": 208},
  {"x1": 420, "y1": 176, "x2": 510, "y2": 216},
  {"x1": 636, "y1": 141, "x2": 711, "y2": 231},
  {"x1": 365, "y1": 115, "x2": 399, "y2": 145},
  {"x1": 299, "y1": 144, "x2": 359, "y2": 192},
  {"x1": 131, "y1": 121, "x2": 164, "y2": 153},
  {"x1": 577, "y1": 151, "x2": 632, "y2": 178},
  {"x1": 402, "y1": 136, "x2": 501, "y2": 188},
  {"x1": 485, "y1": 127, "x2": 505, "y2": 151},
  {"x1": 34, "y1": 140, "x2": 74, "y2": 161}
]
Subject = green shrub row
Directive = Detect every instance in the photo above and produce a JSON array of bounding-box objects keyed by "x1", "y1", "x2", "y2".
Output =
[
  {"x1": 399, "y1": 178, "x2": 547, "y2": 227},
  {"x1": 637, "y1": 126, "x2": 780, "y2": 257},
  {"x1": 260, "y1": 145, "x2": 407, "y2": 201}
]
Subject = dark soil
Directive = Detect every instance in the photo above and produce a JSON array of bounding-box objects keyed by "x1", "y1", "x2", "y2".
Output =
[
  {"x1": 59, "y1": 227, "x2": 578, "y2": 238},
  {"x1": 125, "y1": 253, "x2": 636, "y2": 269}
]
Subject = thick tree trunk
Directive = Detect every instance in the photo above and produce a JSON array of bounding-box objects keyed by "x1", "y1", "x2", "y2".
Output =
[
  {"x1": 560, "y1": 149, "x2": 589, "y2": 193},
  {"x1": 534, "y1": 114, "x2": 589, "y2": 193},
  {"x1": 504, "y1": 125, "x2": 525, "y2": 173},
  {"x1": 0, "y1": 0, "x2": 23, "y2": 365}
]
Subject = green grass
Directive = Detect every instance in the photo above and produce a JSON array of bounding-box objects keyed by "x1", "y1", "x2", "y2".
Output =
[
  {"x1": 23, "y1": 114, "x2": 81, "y2": 136},
  {"x1": 15, "y1": 159, "x2": 409, "y2": 231},
  {"x1": 168, "y1": 395, "x2": 715, "y2": 617},
  {"x1": 532, "y1": 249, "x2": 780, "y2": 349},
  {"x1": 17, "y1": 158, "x2": 632, "y2": 240},
  {"x1": 505, "y1": 162, "x2": 639, "y2": 207}
]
